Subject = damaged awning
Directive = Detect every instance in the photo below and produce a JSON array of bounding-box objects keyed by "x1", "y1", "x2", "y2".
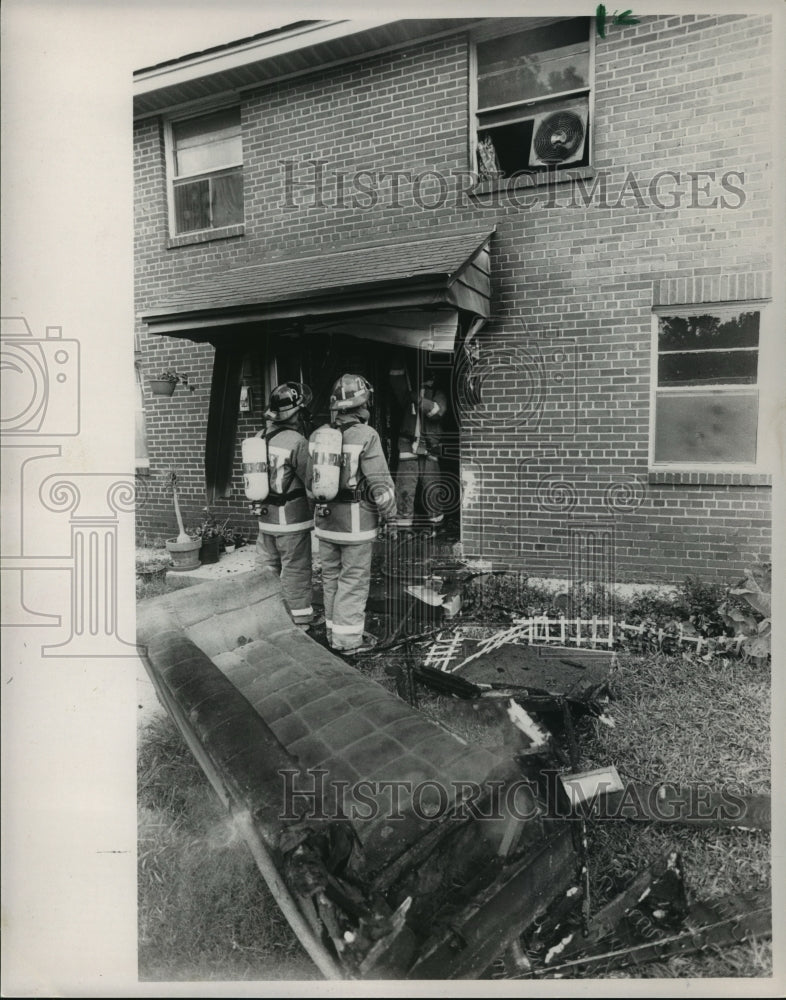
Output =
[
  {"x1": 143, "y1": 228, "x2": 493, "y2": 503},
  {"x1": 305, "y1": 309, "x2": 460, "y2": 352},
  {"x1": 140, "y1": 228, "x2": 494, "y2": 342}
]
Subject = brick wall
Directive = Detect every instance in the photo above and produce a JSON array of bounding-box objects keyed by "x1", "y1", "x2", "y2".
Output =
[{"x1": 134, "y1": 14, "x2": 772, "y2": 582}]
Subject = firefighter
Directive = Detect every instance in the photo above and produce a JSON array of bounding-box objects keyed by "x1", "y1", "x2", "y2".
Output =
[
  {"x1": 252, "y1": 382, "x2": 314, "y2": 628},
  {"x1": 307, "y1": 374, "x2": 396, "y2": 653},
  {"x1": 389, "y1": 359, "x2": 448, "y2": 532}
]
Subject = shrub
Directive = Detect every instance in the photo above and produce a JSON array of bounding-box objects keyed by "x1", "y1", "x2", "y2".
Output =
[
  {"x1": 719, "y1": 563, "x2": 771, "y2": 662},
  {"x1": 680, "y1": 575, "x2": 730, "y2": 637}
]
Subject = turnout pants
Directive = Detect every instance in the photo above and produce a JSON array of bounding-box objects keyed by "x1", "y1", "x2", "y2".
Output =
[
  {"x1": 255, "y1": 530, "x2": 314, "y2": 625},
  {"x1": 394, "y1": 455, "x2": 444, "y2": 529},
  {"x1": 319, "y1": 538, "x2": 373, "y2": 650}
]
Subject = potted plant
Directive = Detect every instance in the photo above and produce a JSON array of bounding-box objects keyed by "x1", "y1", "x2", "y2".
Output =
[
  {"x1": 221, "y1": 525, "x2": 237, "y2": 554},
  {"x1": 162, "y1": 470, "x2": 202, "y2": 570},
  {"x1": 192, "y1": 509, "x2": 230, "y2": 565},
  {"x1": 135, "y1": 549, "x2": 170, "y2": 584},
  {"x1": 149, "y1": 370, "x2": 196, "y2": 397}
]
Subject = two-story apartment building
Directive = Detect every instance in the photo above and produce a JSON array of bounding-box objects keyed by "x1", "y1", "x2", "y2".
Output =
[{"x1": 134, "y1": 14, "x2": 774, "y2": 584}]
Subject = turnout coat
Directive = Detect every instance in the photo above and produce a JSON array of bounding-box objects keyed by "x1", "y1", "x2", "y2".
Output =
[{"x1": 307, "y1": 412, "x2": 396, "y2": 544}]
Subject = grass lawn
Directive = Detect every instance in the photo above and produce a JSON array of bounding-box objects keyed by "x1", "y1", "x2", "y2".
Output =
[
  {"x1": 137, "y1": 643, "x2": 771, "y2": 981},
  {"x1": 137, "y1": 713, "x2": 319, "y2": 981},
  {"x1": 577, "y1": 650, "x2": 771, "y2": 979}
]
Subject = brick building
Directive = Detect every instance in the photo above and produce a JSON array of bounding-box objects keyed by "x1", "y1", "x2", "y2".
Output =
[{"x1": 133, "y1": 15, "x2": 774, "y2": 584}]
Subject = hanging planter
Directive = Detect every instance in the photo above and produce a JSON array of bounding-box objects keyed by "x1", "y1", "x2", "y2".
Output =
[
  {"x1": 149, "y1": 370, "x2": 196, "y2": 397},
  {"x1": 149, "y1": 379, "x2": 176, "y2": 396}
]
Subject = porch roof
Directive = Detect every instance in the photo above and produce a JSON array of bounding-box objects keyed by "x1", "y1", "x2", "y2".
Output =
[{"x1": 140, "y1": 228, "x2": 494, "y2": 339}]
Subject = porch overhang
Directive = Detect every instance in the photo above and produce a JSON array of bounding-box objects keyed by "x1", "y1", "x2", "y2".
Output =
[{"x1": 140, "y1": 228, "x2": 494, "y2": 348}]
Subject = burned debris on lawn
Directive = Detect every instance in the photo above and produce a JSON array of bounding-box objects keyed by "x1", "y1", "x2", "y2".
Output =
[
  {"x1": 361, "y1": 555, "x2": 771, "y2": 974},
  {"x1": 138, "y1": 554, "x2": 771, "y2": 979},
  {"x1": 506, "y1": 851, "x2": 771, "y2": 979}
]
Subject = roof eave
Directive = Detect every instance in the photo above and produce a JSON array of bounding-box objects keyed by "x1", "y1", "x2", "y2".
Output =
[
  {"x1": 134, "y1": 19, "x2": 390, "y2": 92},
  {"x1": 133, "y1": 18, "x2": 485, "y2": 119}
]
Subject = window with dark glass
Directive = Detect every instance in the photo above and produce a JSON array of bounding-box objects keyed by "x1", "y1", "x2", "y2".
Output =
[
  {"x1": 653, "y1": 307, "x2": 761, "y2": 465},
  {"x1": 171, "y1": 108, "x2": 243, "y2": 235},
  {"x1": 474, "y1": 18, "x2": 591, "y2": 179}
]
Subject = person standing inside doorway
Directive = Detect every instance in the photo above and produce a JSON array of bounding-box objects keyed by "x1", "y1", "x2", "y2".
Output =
[
  {"x1": 389, "y1": 358, "x2": 448, "y2": 532},
  {"x1": 253, "y1": 382, "x2": 314, "y2": 628},
  {"x1": 307, "y1": 374, "x2": 396, "y2": 654}
]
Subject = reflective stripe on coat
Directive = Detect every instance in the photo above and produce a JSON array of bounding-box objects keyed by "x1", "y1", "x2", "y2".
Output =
[
  {"x1": 257, "y1": 425, "x2": 313, "y2": 535},
  {"x1": 307, "y1": 416, "x2": 396, "y2": 544}
]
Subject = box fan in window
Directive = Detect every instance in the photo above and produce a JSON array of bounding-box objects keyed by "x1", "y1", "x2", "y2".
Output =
[{"x1": 529, "y1": 102, "x2": 589, "y2": 167}]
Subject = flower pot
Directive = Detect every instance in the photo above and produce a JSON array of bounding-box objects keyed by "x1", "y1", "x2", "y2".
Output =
[
  {"x1": 199, "y1": 535, "x2": 221, "y2": 564},
  {"x1": 165, "y1": 536, "x2": 201, "y2": 571},
  {"x1": 150, "y1": 379, "x2": 176, "y2": 397},
  {"x1": 224, "y1": 544, "x2": 236, "y2": 554},
  {"x1": 136, "y1": 564, "x2": 168, "y2": 584}
]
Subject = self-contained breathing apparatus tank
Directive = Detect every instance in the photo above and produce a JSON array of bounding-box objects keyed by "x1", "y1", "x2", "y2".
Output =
[
  {"x1": 243, "y1": 382, "x2": 311, "y2": 512},
  {"x1": 309, "y1": 374, "x2": 373, "y2": 516},
  {"x1": 309, "y1": 425, "x2": 343, "y2": 506},
  {"x1": 242, "y1": 434, "x2": 269, "y2": 502}
]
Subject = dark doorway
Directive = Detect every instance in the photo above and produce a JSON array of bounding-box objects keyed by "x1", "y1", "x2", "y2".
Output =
[{"x1": 268, "y1": 332, "x2": 461, "y2": 537}]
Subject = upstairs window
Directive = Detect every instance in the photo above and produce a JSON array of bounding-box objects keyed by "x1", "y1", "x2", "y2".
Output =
[
  {"x1": 168, "y1": 107, "x2": 243, "y2": 235},
  {"x1": 651, "y1": 305, "x2": 765, "y2": 467},
  {"x1": 473, "y1": 18, "x2": 592, "y2": 180}
]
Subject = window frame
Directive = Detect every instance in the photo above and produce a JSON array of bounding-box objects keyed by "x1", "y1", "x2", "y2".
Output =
[
  {"x1": 648, "y1": 300, "x2": 773, "y2": 474},
  {"x1": 163, "y1": 103, "x2": 244, "y2": 239},
  {"x1": 468, "y1": 16, "x2": 595, "y2": 185}
]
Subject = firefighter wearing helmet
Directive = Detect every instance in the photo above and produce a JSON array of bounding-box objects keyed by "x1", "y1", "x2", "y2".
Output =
[
  {"x1": 306, "y1": 374, "x2": 396, "y2": 654},
  {"x1": 252, "y1": 382, "x2": 314, "y2": 628}
]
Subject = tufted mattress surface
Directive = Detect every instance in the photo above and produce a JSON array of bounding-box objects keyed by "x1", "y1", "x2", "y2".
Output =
[{"x1": 137, "y1": 569, "x2": 518, "y2": 874}]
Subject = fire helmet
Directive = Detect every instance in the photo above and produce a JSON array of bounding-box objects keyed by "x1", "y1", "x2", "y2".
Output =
[
  {"x1": 266, "y1": 382, "x2": 305, "y2": 422},
  {"x1": 329, "y1": 374, "x2": 373, "y2": 412}
]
